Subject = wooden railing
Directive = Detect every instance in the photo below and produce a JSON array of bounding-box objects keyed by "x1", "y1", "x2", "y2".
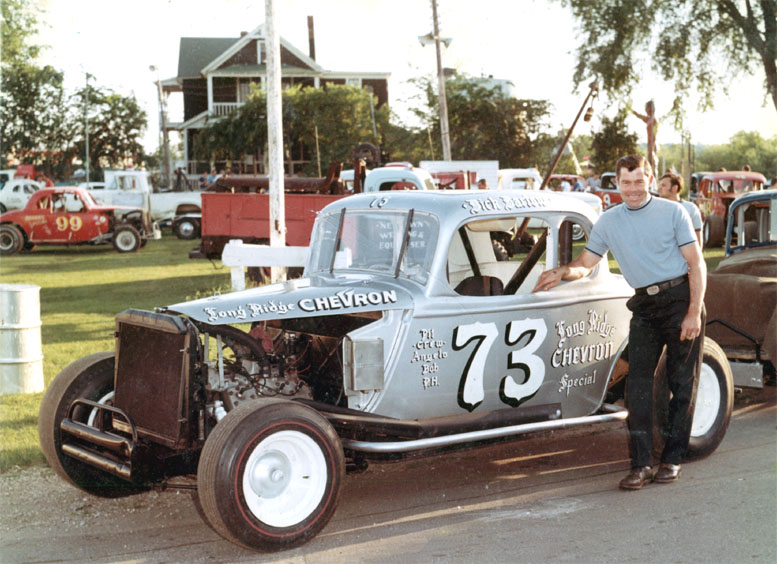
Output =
[{"x1": 211, "y1": 102, "x2": 243, "y2": 117}]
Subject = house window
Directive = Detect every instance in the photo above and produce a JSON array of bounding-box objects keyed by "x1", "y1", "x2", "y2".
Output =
[{"x1": 346, "y1": 77, "x2": 361, "y2": 87}]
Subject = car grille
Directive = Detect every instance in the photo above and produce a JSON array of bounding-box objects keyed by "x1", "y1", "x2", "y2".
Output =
[{"x1": 112, "y1": 309, "x2": 196, "y2": 448}]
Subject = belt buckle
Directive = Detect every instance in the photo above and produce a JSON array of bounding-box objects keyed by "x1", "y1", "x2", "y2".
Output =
[{"x1": 646, "y1": 284, "x2": 660, "y2": 296}]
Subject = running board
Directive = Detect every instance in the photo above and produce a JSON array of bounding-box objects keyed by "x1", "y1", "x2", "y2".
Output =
[{"x1": 340, "y1": 404, "x2": 628, "y2": 454}]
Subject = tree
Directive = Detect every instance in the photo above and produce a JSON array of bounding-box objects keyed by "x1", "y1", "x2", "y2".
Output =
[
  {"x1": 409, "y1": 74, "x2": 552, "y2": 167},
  {"x1": 558, "y1": 0, "x2": 777, "y2": 123},
  {"x1": 0, "y1": 0, "x2": 70, "y2": 173},
  {"x1": 193, "y1": 84, "x2": 389, "y2": 175},
  {"x1": 70, "y1": 84, "x2": 147, "y2": 173},
  {"x1": 694, "y1": 130, "x2": 777, "y2": 174},
  {"x1": 590, "y1": 110, "x2": 639, "y2": 173}
]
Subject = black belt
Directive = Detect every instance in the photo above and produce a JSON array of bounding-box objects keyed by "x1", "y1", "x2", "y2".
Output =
[{"x1": 634, "y1": 274, "x2": 688, "y2": 296}]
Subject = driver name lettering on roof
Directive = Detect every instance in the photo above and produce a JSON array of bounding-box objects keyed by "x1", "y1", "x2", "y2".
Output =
[{"x1": 462, "y1": 194, "x2": 553, "y2": 215}]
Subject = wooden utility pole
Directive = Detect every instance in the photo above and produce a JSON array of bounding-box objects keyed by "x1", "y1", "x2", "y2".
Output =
[
  {"x1": 431, "y1": 0, "x2": 451, "y2": 161},
  {"x1": 265, "y1": 0, "x2": 286, "y2": 282}
]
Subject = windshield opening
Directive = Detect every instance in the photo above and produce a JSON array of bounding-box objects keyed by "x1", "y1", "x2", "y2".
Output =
[{"x1": 308, "y1": 209, "x2": 438, "y2": 284}]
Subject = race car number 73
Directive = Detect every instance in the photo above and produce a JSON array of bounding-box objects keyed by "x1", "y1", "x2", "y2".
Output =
[{"x1": 452, "y1": 318, "x2": 547, "y2": 412}]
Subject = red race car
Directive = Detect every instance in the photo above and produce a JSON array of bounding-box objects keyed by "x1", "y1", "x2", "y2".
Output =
[{"x1": 0, "y1": 186, "x2": 160, "y2": 255}]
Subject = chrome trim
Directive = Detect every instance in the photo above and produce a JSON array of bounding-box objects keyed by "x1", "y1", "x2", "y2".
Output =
[{"x1": 340, "y1": 404, "x2": 628, "y2": 454}]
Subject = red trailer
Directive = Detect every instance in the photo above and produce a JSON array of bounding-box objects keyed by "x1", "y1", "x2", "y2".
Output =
[{"x1": 193, "y1": 192, "x2": 346, "y2": 258}]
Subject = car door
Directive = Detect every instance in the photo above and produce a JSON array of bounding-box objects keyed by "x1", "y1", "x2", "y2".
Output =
[{"x1": 376, "y1": 212, "x2": 632, "y2": 422}]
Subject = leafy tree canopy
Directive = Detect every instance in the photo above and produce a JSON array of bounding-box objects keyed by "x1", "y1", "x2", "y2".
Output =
[
  {"x1": 590, "y1": 109, "x2": 639, "y2": 172},
  {"x1": 558, "y1": 0, "x2": 777, "y2": 124},
  {"x1": 409, "y1": 73, "x2": 552, "y2": 168},
  {"x1": 194, "y1": 84, "x2": 389, "y2": 176},
  {"x1": 70, "y1": 84, "x2": 148, "y2": 173}
]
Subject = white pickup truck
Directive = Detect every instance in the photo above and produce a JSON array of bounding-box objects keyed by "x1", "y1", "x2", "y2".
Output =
[{"x1": 89, "y1": 170, "x2": 202, "y2": 229}]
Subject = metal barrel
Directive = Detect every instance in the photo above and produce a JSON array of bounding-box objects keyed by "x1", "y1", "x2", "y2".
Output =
[{"x1": 0, "y1": 283, "x2": 44, "y2": 394}]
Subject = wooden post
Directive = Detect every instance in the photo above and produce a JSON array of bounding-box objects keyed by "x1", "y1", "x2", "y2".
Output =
[
  {"x1": 431, "y1": 0, "x2": 451, "y2": 161},
  {"x1": 315, "y1": 124, "x2": 322, "y2": 177},
  {"x1": 265, "y1": 0, "x2": 286, "y2": 282}
]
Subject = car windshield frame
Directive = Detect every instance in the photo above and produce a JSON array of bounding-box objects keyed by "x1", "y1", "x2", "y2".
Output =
[{"x1": 307, "y1": 208, "x2": 439, "y2": 284}]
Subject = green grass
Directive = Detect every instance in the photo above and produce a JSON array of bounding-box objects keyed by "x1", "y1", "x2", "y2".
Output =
[
  {"x1": 0, "y1": 234, "x2": 727, "y2": 473},
  {"x1": 0, "y1": 233, "x2": 231, "y2": 471}
]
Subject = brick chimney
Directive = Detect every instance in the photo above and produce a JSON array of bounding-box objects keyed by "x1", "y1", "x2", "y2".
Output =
[{"x1": 307, "y1": 16, "x2": 315, "y2": 61}]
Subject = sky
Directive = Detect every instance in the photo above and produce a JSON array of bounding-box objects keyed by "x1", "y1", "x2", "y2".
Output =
[{"x1": 34, "y1": 0, "x2": 777, "y2": 158}]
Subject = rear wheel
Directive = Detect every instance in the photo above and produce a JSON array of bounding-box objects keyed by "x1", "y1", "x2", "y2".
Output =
[
  {"x1": 112, "y1": 225, "x2": 141, "y2": 252},
  {"x1": 38, "y1": 352, "x2": 146, "y2": 497},
  {"x1": 174, "y1": 217, "x2": 200, "y2": 240},
  {"x1": 197, "y1": 399, "x2": 344, "y2": 551},
  {"x1": 0, "y1": 224, "x2": 24, "y2": 255},
  {"x1": 687, "y1": 339, "x2": 733, "y2": 458},
  {"x1": 653, "y1": 337, "x2": 733, "y2": 460},
  {"x1": 703, "y1": 215, "x2": 725, "y2": 247}
]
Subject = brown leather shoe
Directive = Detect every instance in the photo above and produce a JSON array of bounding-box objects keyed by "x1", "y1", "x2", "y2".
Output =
[
  {"x1": 619, "y1": 466, "x2": 653, "y2": 490},
  {"x1": 654, "y1": 463, "x2": 681, "y2": 483}
]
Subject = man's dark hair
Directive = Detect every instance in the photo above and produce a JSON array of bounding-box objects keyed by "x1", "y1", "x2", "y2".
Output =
[
  {"x1": 615, "y1": 154, "x2": 653, "y2": 179},
  {"x1": 660, "y1": 171, "x2": 683, "y2": 192}
]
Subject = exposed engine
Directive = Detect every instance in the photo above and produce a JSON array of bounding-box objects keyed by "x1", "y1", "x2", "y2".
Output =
[{"x1": 194, "y1": 313, "x2": 378, "y2": 427}]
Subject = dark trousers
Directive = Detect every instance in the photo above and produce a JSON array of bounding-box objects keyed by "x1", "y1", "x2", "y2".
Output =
[{"x1": 625, "y1": 282, "x2": 704, "y2": 467}]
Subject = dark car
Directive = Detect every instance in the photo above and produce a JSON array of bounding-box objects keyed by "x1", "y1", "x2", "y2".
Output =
[{"x1": 705, "y1": 189, "x2": 776, "y2": 387}]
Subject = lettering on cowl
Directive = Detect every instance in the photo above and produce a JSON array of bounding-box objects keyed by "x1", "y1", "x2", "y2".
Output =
[{"x1": 411, "y1": 328, "x2": 448, "y2": 388}]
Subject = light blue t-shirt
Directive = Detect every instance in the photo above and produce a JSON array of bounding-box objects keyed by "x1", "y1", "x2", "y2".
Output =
[
  {"x1": 586, "y1": 195, "x2": 697, "y2": 288},
  {"x1": 680, "y1": 199, "x2": 703, "y2": 231}
]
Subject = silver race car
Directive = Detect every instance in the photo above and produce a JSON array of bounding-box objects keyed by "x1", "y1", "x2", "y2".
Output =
[{"x1": 39, "y1": 189, "x2": 733, "y2": 552}]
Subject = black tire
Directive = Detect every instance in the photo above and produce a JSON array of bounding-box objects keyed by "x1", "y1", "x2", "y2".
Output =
[
  {"x1": 703, "y1": 215, "x2": 725, "y2": 247},
  {"x1": 112, "y1": 224, "x2": 141, "y2": 252},
  {"x1": 0, "y1": 224, "x2": 24, "y2": 255},
  {"x1": 197, "y1": 399, "x2": 345, "y2": 552},
  {"x1": 174, "y1": 217, "x2": 200, "y2": 240},
  {"x1": 652, "y1": 337, "x2": 733, "y2": 461},
  {"x1": 38, "y1": 352, "x2": 146, "y2": 498}
]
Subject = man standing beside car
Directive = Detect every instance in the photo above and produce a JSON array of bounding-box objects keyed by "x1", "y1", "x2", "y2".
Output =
[{"x1": 533, "y1": 154, "x2": 706, "y2": 490}]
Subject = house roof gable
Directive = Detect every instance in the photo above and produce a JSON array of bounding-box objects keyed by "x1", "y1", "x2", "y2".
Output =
[{"x1": 200, "y1": 23, "x2": 324, "y2": 75}]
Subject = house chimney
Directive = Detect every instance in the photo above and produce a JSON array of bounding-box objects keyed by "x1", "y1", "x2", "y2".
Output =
[
  {"x1": 307, "y1": 16, "x2": 316, "y2": 61},
  {"x1": 240, "y1": 31, "x2": 248, "y2": 37}
]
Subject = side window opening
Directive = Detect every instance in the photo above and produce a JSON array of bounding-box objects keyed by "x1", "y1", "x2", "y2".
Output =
[
  {"x1": 559, "y1": 218, "x2": 589, "y2": 266},
  {"x1": 448, "y1": 216, "x2": 549, "y2": 296}
]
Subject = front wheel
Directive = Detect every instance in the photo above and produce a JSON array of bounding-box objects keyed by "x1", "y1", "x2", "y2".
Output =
[
  {"x1": 38, "y1": 352, "x2": 146, "y2": 497},
  {"x1": 0, "y1": 224, "x2": 24, "y2": 255},
  {"x1": 197, "y1": 399, "x2": 345, "y2": 552},
  {"x1": 112, "y1": 225, "x2": 141, "y2": 252}
]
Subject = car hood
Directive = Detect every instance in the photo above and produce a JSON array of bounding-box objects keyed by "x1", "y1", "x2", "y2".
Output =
[
  {"x1": 165, "y1": 275, "x2": 415, "y2": 324},
  {"x1": 713, "y1": 247, "x2": 777, "y2": 278}
]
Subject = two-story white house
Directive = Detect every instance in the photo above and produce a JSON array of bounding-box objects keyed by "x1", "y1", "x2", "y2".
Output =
[{"x1": 162, "y1": 22, "x2": 389, "y2": 175}]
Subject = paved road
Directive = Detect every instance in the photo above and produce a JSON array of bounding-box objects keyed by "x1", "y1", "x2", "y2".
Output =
[{"x1": 2, "y1": 387, "x2": 774, "y2": 563}]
